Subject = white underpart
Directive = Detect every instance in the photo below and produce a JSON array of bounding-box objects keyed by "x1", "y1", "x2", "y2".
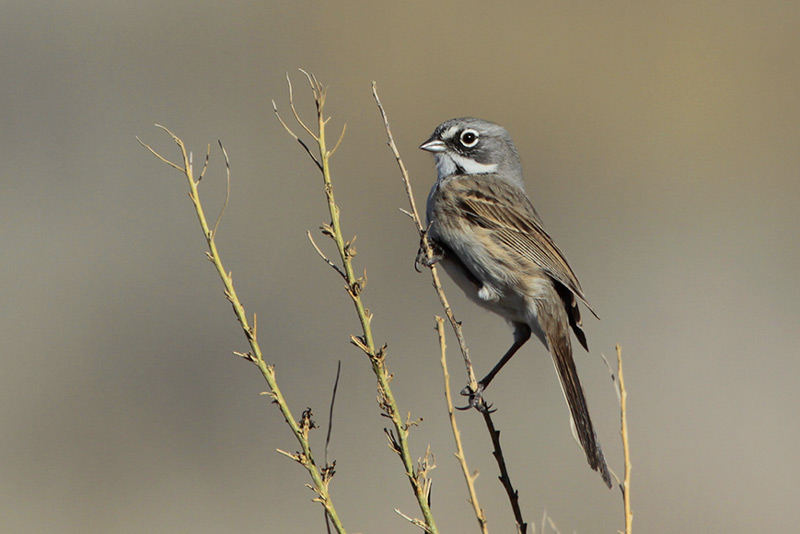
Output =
[
  {"x1": 477, "y1": 283, "x2": 501, "y2": 302},
  {"x1": 434, "y1": 152, "x2": 499, "y2": 180},
  {"x1": 434, "y1": 153, "x2": 458, "y2": 180}
]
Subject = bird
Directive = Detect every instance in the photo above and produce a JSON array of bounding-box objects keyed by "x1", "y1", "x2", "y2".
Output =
[{"x1": 419, "y1": 117, "x2": 612, "y2": 488}]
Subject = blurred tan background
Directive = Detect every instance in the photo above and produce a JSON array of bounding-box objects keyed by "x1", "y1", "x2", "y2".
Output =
[{"x1": 3, "y1": 1, "x2": 799, "y2": 532}]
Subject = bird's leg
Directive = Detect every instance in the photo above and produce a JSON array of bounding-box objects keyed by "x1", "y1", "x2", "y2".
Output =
[
  {"x1": 460, "y1": 324, "x2": 531, "y2": 409},
  {"x1": 415, "y1": 231, "x2": 444, "y2": 271}
]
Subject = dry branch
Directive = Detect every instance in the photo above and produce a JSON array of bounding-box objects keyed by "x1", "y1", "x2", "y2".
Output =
[
  {"x1": 137, "y1": 127, "x2": 346, "y2": 532},
  {"x1": 276, "y1": 72, "x2": 439, "y2": 534},
  {"x1": 373, "y1": 82, "x2": 529, "y2": 533}
]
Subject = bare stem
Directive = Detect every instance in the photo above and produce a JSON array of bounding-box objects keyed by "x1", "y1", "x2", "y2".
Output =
[
  {"x1": 436, "y1": 317, "x2": 488, "y2": 533},
  {"x1": 137, "y1": 127, "x2": 346, "y2": 534},
  {"x1": 371, "y1": 82, "x2": 477, "y2": 391},
  {"x1": 373, "y1": 82, "x2": 529, "y2": 532},
  {"x1": 277, "y1": 72, "x2": 438, "y2": 534},
  {"x1": 482, "y1": 409, "x2": 527, "y2": 533},
  {"x1": 617, "y1": 345, "x2": 633, "y2": 534}
]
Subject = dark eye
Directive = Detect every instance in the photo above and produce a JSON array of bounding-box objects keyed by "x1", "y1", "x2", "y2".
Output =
[{"x1": 459, "y1": 129, "x2": 479, "y2": 147}]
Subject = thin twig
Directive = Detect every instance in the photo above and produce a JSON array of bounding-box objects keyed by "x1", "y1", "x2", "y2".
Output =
[
  {"x1": 197, "y1": 144, "x2": 211, "y2": 182},
  {"x1": 139, "y1": 127, "x2": 347, "y2": 534},
  {"x1": 601, "y1": 345, "x2": 634, "y2": 534},
  {"x1": 307, "y1": 231, "x2": 347, "y2": 279},
  {"x1": 436, "y1": 317, "x2": 488, "y2": 534},
  {"x1": 325, "y1": 360, "x2": 342, "y2": 466},
  {"x1": 373, "y1": 82, "x2": 531, "y2": 530},
  {"x1": 287, "y1": 72, "x2": 318, "y2": 140},
  {"x1": 372, "y1": 83, "x2": 423, "y2": 234},
  {"x1": 371, "y1": 82, "x2": 478, "y2": 391},
  {"x1": 212, "y1": 140, "x2": 231, "y2": 238},
  {"x1": 544, "y1": 513, "x2": 561, "y2": 534},
  {"x1": 394, "y1": 509, "x2": 431, "y2": 533},
  {"x1": 483, "y1": 409, "x2": 528, "y2": 533},
  {"x1": 617, "y1": 345, "x2": 633, "y2": 534},
  {"x1": 329, "y1": 123, "x2": 347, "y2": 157},
  {"x1": 136, "y1": 136, "x2": 184, "y2": 172},
  {"x1": 280, "y1": 74, "x2": 439, "y2": 534},
  {"x1": 272, "y1": 99, "x2": 322, "y2": 170}
]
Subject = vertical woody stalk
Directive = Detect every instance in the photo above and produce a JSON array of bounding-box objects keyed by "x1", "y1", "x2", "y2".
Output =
[
  {"x1": 137, "y1": 128, "x2": 346, "y2": 533},
  {"x1": 274, "y1": 71, "x2": 438, "y2": 534},
  {"x1": 435, "y1": 317, "x2": 489, "y2": 534},
  {"x1": 373, "y1": 82, "x2": 529, "y2": 533},
  {"x1": 617, "y1": 345, "x2": 633, "y2": 534}
]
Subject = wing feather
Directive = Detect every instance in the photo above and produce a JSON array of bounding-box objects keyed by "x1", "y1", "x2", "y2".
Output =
[{"x1": 452, "y1": 177, "x2": 599, "y2": 319}]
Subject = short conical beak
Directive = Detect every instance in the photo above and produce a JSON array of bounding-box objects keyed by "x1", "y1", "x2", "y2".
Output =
[{"x1": 419, "y1": 137, "x2": 446, "y2": 153}]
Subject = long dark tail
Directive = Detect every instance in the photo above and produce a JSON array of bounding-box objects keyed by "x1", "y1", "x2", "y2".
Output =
[{"x1": 538, "y1": 301, "x2": 613, "y2": 488}]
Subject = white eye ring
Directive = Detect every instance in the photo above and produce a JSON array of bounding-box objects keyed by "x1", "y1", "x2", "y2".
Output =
[{"x1": 459, "y1": 129, "x2": 480, "y2": 148}]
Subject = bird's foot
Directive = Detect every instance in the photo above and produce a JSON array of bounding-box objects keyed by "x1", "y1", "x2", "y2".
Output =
[
  {"x1": 457, "y1": 383, "x2": 494, "y2": 413},
  {"x1": 414, "y1": 232, "x2": 444, "y2": 272}
]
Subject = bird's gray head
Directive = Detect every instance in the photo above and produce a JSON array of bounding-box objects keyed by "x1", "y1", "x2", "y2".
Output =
[{"x1": 420, "y1": 117, "x2": 524, "y2": 188}]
